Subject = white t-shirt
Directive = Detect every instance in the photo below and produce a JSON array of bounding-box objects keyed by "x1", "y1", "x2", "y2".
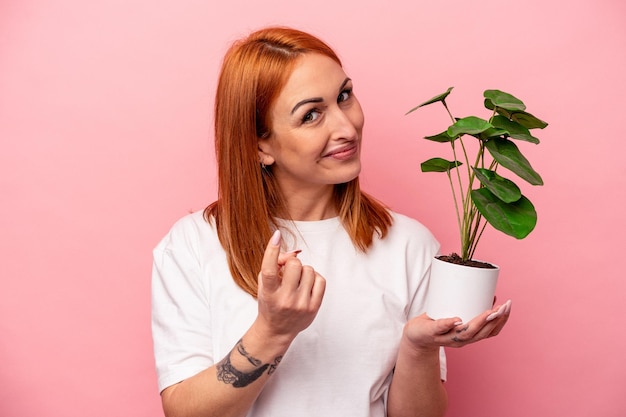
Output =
[{"x1": 152, "y1": 210, "x2": 445, "y2": 416}]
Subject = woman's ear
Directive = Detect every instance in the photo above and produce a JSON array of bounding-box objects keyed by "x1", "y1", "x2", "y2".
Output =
[{"x1": 257, "y1": 140, "x2": 275, "y2": 167}]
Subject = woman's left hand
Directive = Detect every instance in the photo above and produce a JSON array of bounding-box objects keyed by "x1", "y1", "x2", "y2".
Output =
[{"x1": 403, "y1": 300, "x2": 512, "y2": 352}]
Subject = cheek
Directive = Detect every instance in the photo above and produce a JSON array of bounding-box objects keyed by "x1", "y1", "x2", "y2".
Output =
[{"x1": 280, "y1": 134, "x2": 322, "y2": 160}]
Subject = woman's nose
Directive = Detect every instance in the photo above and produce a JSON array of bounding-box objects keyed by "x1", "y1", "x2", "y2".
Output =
[{"x1": 328, "y1": 107, "x2": 359, "y2": 140}]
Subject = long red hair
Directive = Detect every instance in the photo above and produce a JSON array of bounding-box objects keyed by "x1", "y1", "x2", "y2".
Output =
[{"x1": 205, "y1": 27, "x2": 392, "y2": 297}]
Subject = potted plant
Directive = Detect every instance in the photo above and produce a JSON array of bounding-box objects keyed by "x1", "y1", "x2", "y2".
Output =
[{"x1": 406, "y1": 87, "x2": 547, "y2": 321}]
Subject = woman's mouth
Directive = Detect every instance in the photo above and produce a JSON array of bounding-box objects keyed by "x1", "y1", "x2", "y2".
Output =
[{"x1": 324, "y1": 144, "x2": 358, "y2": 160}]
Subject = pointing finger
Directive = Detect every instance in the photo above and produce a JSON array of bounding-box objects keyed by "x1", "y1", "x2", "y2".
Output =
[{"x1": 259, "y1": 230, "x2": 282, "y2": 292}]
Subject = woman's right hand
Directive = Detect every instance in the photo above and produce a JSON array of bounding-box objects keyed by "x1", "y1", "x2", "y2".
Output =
[
  {"x1": 254, "y1": 230, "x2": 326, "y2": 343},
  {"x1": 160, "y1": 230, "x2": 325, "y2": 417}
]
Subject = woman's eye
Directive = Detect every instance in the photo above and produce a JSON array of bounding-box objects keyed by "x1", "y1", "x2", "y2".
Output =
[
  {"x1": 302, "y1": 110, "x2": 320, "y2": 124},
  {"x1": 338, "y1": 89, "x2": 352, "y2": 103}
]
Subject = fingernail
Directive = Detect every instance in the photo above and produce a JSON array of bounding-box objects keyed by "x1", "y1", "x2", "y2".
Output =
[
  {"x1": 486, "y1": 303, "x2": 507, "y2": 321},
  {"x1": 486, "y1": 311, "x2": 500, "y2": 322},
  {"x1": 454, "y1": 321, "x2": 464, "y2": 326},
  {"x1": 270, "y1": 230, "x2": 281, "y2": 246},
  {"x1": 504, "y1": 299, "x2": 512, "y2": 314},
  {"x1": 284, "y1": 249, "x2": 302, "y2": 256}
]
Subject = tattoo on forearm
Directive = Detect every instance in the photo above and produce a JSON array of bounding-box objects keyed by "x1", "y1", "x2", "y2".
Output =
[
  {"x1": 217, "y1": 354, "x2": 269, "y2": 387},
  {"x1": 237, "y1": 339, "x2": 262, "y2": 366},
  {"x1": 268, "y1": 355, "x2": 282, "y2": 375},
  {"x1": 216, "y1": 339, "x2": 283, "y2": 388}
]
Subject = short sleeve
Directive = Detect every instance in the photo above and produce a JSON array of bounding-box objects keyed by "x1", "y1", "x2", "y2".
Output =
[
  {"x1": 392, "y1": 214, "x2": 447, "y2": 381},
  {"x1": 151, "y1": 221, "x2": 213, "y2": 393}
]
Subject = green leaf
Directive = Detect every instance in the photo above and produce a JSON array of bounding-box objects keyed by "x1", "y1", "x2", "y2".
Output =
[
  {"x1": 485, "y1": 138, "x2": 544, "y2": 185},
  {"x1": 424, "y1": 130, "x2": 455, "y2": 143},
  {"x1": 484, "y1": 101, "x2": 548, "y2": 129},
  {"x1": 491, "y1": 115, "x2": 540, "y2": 144},
  {"x1": 479, "y1": 127, "x2": 509, "y2": 140},
  {"x1": 472, "y1": 168, "x2": 522, "y2": 203},
  {"x1": 447, "y1": 116, "x2": 492, "y2": 137},
  {"x1": 406, "y1": 87, "x2": 454, "y2": 114},
  {"x1": 420, "y1": 157, "x2": 462, "y2": 173},
  {"x1": 471, "y1": 188, "x2": 537, "y2": 239},
  {"x1": 483, "y1": 90, "x2": 526, "y2": 112},
  {"x1": 509, "y1": 112, "x2": 548, "y2": 129}
]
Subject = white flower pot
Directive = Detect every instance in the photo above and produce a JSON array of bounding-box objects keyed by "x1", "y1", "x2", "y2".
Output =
[{"x1": 425, "y1": 257, "x2": 499, "y2": 323}]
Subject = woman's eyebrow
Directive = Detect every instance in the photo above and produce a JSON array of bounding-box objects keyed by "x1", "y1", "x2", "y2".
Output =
[
  {"x1": 338, "y1": 77, "x2": 351, "y2": 92},
  {"x1": 290, "y1": 77, "x2": 352, "y2": 115},
  {"x1": 291, "y1": 97, "x2": 323, "y2": 115}
]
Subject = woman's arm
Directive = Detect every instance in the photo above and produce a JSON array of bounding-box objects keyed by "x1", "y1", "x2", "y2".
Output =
[
  {"x1": 161, "y1": 319, "x2": 291, "y2": 417},
  {"x1": 387, "y1": 338, "x2": 448, "y2": 417},
  {"x1": 387, "y1": 302, "x2": 511, "y2": 417},
  {"x1": 159, "y1": 231, "x2": 326, "y2": 417}
]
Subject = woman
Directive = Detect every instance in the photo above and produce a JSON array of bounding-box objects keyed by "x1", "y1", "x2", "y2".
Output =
[{"x1": 152, "y1": 26, "x2": 511, "y2": 417}]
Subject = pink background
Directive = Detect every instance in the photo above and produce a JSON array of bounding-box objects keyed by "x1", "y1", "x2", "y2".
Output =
[{"x1": 2, "y1": 0, "x2": 625, "y2": 416}]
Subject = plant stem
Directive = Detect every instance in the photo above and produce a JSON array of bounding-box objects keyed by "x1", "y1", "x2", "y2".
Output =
[
  {"x1": 450, "y1": 140, "x2": 466, "y2": 217},
  {"x1": 446, "y1": 170, "x2": 463, "y2": 250},
  {"x1": 467, "y1": 210, "x2": 483, "y2": 258},
  {"x1": 465, "y1": 110, "x2": 497, "y2": 260},
  {"x1": 462, "y1": 203, "x2": 479, "y2": 260},
  {"x1": 442, "y1": 100, "x2": 467, "y2": 256},
  {"x1": 440, "y1": 99, "x2": 496, "y2": 262},
  {"x1": 442, "y1": 100, "x2": 456, "y2": 125},
  {"x1": 469, "y1": 219, "x2": 488, "y2": 261}
]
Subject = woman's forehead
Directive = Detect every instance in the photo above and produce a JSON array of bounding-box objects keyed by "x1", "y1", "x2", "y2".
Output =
[{"x1": 275, "y1": 54, "x2": 347, "y2": 107}]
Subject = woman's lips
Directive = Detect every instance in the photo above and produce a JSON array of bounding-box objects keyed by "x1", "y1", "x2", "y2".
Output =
[{"x1": 324, "y1": 144, "x2": 358, "y2": 160}]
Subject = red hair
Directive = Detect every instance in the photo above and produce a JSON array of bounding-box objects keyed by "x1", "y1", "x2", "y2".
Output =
[{"x1": 205, "y1": 27, "x2": 391, "y2": 297}]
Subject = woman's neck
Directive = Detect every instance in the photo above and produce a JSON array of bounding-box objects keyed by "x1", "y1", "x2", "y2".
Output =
[{"x1": 281, "y1": 185, "x2": 337, "y2": 221}]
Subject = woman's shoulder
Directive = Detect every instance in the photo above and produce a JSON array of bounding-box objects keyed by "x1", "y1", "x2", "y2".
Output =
[
  {"x1": 381, "y1": 210, "x2": 440, "y2": 270},
  {"x1": 170, "y1": 209, "x2": 212, "y2": 231},
  {"x1": 155, "y1": 210, "x2": 219, "y2": 254},
  {"x1": 388, "y1": 210, "x2": 437, "y2": 242}
]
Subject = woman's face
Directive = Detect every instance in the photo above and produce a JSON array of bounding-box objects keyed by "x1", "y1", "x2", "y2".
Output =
[{"x1": 258, "y1": 53, "x2": 364, "y2": 196}]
